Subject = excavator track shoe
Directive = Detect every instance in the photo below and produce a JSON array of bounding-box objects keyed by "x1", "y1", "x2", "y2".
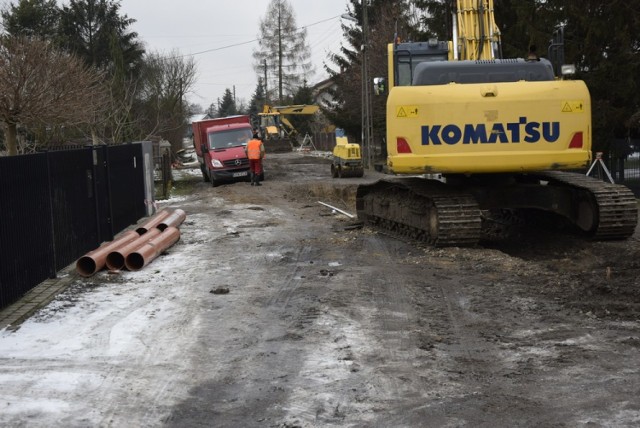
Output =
[{"x1": 356, "y1": 178, "x2": 482, "y2": 247}]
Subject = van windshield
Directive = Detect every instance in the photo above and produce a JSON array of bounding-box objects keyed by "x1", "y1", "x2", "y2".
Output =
[{"x1": 208, "y1": 129, "x2": 252, "y2": 149}]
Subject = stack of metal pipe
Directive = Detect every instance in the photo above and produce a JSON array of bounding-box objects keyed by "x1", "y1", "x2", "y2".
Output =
[{"x1": 75, "y1": 208, "x2": 186, "y2": 277}]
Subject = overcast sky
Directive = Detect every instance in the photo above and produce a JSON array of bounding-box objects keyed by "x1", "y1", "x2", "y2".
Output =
[{"x1": 119, "y1": 0, "x2": 352, "y2": 110}]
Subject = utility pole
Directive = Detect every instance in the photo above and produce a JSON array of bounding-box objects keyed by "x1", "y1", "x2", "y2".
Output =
[
  {"x1": 277, "y1": 2, "x2": 283, "y2": 103},
  {"x1": 362, "y1": 0, "x2": 373, "y2": 169},
  {"x1": 263, "y1": 60, "x2": 269, "y2": 104},
  {"x1": 341, "y1": 2, "x2": 373, "y2": 167}
]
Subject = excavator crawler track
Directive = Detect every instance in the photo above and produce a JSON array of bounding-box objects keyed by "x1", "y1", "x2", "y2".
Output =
[
  {"x1": 356, "y1": 178, "x2": 482, "y2": 247},
  {"x1": 534, "y1": 171, "x2": 638, "y2": 240}
]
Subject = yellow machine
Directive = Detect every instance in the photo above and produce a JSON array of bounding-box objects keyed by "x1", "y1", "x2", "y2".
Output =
[
  {"x1": 356, "y1": 0, "x2": 637, "y2": 246},
  {"x1": 331, "y1": 129, "x2": 364, "y2": 178},
  {"x1": 258, "y1": 104, "x2": 319, "y2": 152}
]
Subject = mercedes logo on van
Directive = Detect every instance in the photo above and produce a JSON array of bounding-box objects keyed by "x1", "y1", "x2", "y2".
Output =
[{"x1": 235, "y1": 159, "x2": 241, "y2": 166}]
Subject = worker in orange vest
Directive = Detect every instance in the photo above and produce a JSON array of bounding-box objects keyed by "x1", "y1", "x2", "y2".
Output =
[{"x1": 245, "y1": 130, "x2": 265, "y2": 186}]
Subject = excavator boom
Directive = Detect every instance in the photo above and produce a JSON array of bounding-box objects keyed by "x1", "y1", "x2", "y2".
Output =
[
  {"x1": 453, "y1": 0, "x2": 501, "y2": 61},
  {"x1": 262, "y1": 104, "x2": 319, "y2": 115}
]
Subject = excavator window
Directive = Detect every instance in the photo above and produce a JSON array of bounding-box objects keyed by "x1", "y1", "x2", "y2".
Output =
[
  {"x1": 412, "y1": 59, "x2": 555, "y2": 86},
  {"x1": 397, "y1": 54, "x2": 448, "y2": 86},
  {"x1": 395, "y1": 43, "x2": 449, "y2": 87}
]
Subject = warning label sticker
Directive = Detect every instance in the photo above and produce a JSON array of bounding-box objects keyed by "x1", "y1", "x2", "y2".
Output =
[
  {"x1": 561, "y1": 101, "x2": 585, "y2": 113},
  {"x1": 396, "y1": 106, "x2": 419, "y2": 118}
]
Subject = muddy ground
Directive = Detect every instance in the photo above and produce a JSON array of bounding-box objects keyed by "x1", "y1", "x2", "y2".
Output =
[{"x1": 1, "y1": 151, "x2": 639, "y2": 427}]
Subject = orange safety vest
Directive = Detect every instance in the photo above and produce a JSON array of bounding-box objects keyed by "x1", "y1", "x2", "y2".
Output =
[{"x1": 246, "y1": 139, "x2": 263, "y2": 160}]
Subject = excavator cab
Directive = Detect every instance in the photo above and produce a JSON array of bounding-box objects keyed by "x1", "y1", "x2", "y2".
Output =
[
  {"x1": 259, "y1": 113, "x2": 282, "y2": 140},
  {"x1": 391, "y1": 40, "x2": 449, "y2": 88}
]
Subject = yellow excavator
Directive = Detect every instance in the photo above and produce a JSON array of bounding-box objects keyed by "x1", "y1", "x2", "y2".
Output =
[
  {"x1": 258, "y1": 104, "x2": 319, "y2": 152},
  {"x1": 356, "y1": 0, "x2": 637, "y2": 246}
]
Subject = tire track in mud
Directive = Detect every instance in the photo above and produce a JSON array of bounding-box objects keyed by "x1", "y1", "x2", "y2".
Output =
[
  {"x1": 165, "y1": 188, "x2": 346, "y2": 426},
  {"x1": 266, "y1": 244, "x2": 313, "y2": 309},
  {"x1": 332, "y1": 233, "x2": 444, "y2": 424}
]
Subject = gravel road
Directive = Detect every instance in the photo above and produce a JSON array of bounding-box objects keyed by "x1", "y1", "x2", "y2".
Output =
[{"x1": 1, "y1": 152, "x2": 639, "y2": 427}]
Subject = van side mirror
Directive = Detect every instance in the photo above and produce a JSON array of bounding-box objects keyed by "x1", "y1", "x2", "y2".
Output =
[
  {"x1": 201, "y1": 144, "x2": 207, "y2": 153},
  {"x1": 373, "y1": 77, "x2": 386, "y2": 95}
]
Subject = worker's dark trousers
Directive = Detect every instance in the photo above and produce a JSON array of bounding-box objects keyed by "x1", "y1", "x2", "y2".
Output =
[
  {"x1": 249, "y1": 159, "x2": 262, "y2": 175},
  {"x1": 249, "y1": 159, "x2": 263, "y2": 185}
]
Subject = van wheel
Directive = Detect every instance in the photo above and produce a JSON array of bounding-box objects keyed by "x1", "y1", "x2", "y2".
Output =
[
  {"x1": 201, "y1": 165, "x2": 209, "y2": 182},
  {"x1": 337, "y1": 166, "x2": 343, "y2": 178},
  {"x1": 210, "y1": 173, "x2": 218, "y2": 187},
  {"x1": 331, "y1": 164, "x2": 338, "y2": 178}
]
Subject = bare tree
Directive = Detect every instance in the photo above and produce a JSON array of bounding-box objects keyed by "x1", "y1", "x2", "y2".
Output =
[
  {"x1": 253, "y1": 0, "x2": 313, "y2": 103},
  {"x1": 137, "y1": 50, "x2": 197, "y2": 154},
  {"x1": 0, "y1": 36, "x2": 106, "y2": 155}
]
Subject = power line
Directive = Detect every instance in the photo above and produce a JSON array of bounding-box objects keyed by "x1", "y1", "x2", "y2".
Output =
[{"x1": 172, "y1": 15, "x2": 342, "y2": 59}]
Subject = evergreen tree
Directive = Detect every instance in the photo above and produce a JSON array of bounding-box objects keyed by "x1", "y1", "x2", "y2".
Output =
[
  {"x1": 249, "y1": 79, "x2": 267, "y2": 128},
  {"x1": 217, "y1": 88, "x2": 237, "y2": 117},
  {"x1": 288, "y1": 82, "x2": 316, "y2": 136},
  {"x1": 206, "y1": 102, "x2": 217, "y2": 118},
  {"x1": 323, "y1": 0, "x2": 413, "y2": 142},
  {"x1": 252, "y1": 0, "x2": 313, "y2": 103},
  {"x1": 57, "y1": 0, "x2": 144, "y2": 74},
  {"x1": 1, "y1": 0, "x2": 59, "y2": 39},
  {"x1": 547, "y1": 0, "x2": 640, "y2": 148}
]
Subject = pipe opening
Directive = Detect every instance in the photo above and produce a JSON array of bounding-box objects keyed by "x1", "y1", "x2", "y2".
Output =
[
  {"x1": 126, "y1": 253, "x2": 145, "y2": 271},
  {"x1": 76, "y1": 257, "x2": 97, "y2": 277},
  {"x1": 106, "y1": 253, "x2": 125, "y2": 271}
]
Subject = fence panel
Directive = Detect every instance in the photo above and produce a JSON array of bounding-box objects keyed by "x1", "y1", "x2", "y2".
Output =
[
  {"x1": 0, "y1": 154, "x2": 55, "y2": 308},
  {"x1": 48, "y1": 149, "x2": 100, "y2": 271},
  {"x1": 92, "y1": 147, "x2": 113, "y2": 243},
  {"x1": 310, "y1": 132, "x2": 336, "y2": 151},
  {"x1": 0, "y1": 144, "x2": 149, "y2": 310},
  {"x1": 106, "y1": 144, "x2": 147, "y2": 233}
]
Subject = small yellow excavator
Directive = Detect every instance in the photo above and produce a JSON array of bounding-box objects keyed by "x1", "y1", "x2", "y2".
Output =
[
  {"x1": 331, "y1": 129, "x2": 364, "y2": 178},
  {"x1": 258, "y1": 104, "x2": 319, "y2": 152}
]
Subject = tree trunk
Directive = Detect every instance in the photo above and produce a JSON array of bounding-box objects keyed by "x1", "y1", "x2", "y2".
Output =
[
  {"x1": 5, "y1": 122, "x2": 18, "y2": 156},
  {"x1": 91, "y1": 127, "x2": 99, "y2": 146}
]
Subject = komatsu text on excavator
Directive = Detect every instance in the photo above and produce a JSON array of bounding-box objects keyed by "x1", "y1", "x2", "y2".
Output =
[{"x1": 356, "y1": 0, "x2": 637, "y2": 246}]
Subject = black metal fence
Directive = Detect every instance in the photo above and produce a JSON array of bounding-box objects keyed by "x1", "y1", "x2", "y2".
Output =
[
  {"x1": 0, "y1": 144, "x2": 147, "y2": 309},
  {"x1": 309, "y1": 132, "x2": 337, "y2": 151},
  {"x1": 605, "y1": 139, "x2": 640, "y2": 196}
]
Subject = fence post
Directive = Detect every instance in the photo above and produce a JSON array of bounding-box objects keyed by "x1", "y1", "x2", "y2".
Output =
[
  {"x1": 45, "y1": 151, "x2": 57, "y2": 279},
  {"x1": 162, "y1": 152, "x2": 171, "y2": 199}
]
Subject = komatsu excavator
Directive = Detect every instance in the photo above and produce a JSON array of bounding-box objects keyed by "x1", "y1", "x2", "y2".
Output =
[{"x1": 356, "y1": 0, "x2": 638, "y2": 246}]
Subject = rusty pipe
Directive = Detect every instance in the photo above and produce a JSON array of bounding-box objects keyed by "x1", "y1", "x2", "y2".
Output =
[
  {"x1": 105, "y1": 228, "x2": 162, "y2": 271},
  {"x1": 157, "y1": 209, "x2": 186, "y2": 231},
  {"x1": 125, "y1": 226, "x2": 181, "y2": 271},
  {"x1": 135, "y1": 208, "x2": 173, "y2": 235},
  {"x1": 76, "y1": 230, "x2": 140, "y2": 277}
]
